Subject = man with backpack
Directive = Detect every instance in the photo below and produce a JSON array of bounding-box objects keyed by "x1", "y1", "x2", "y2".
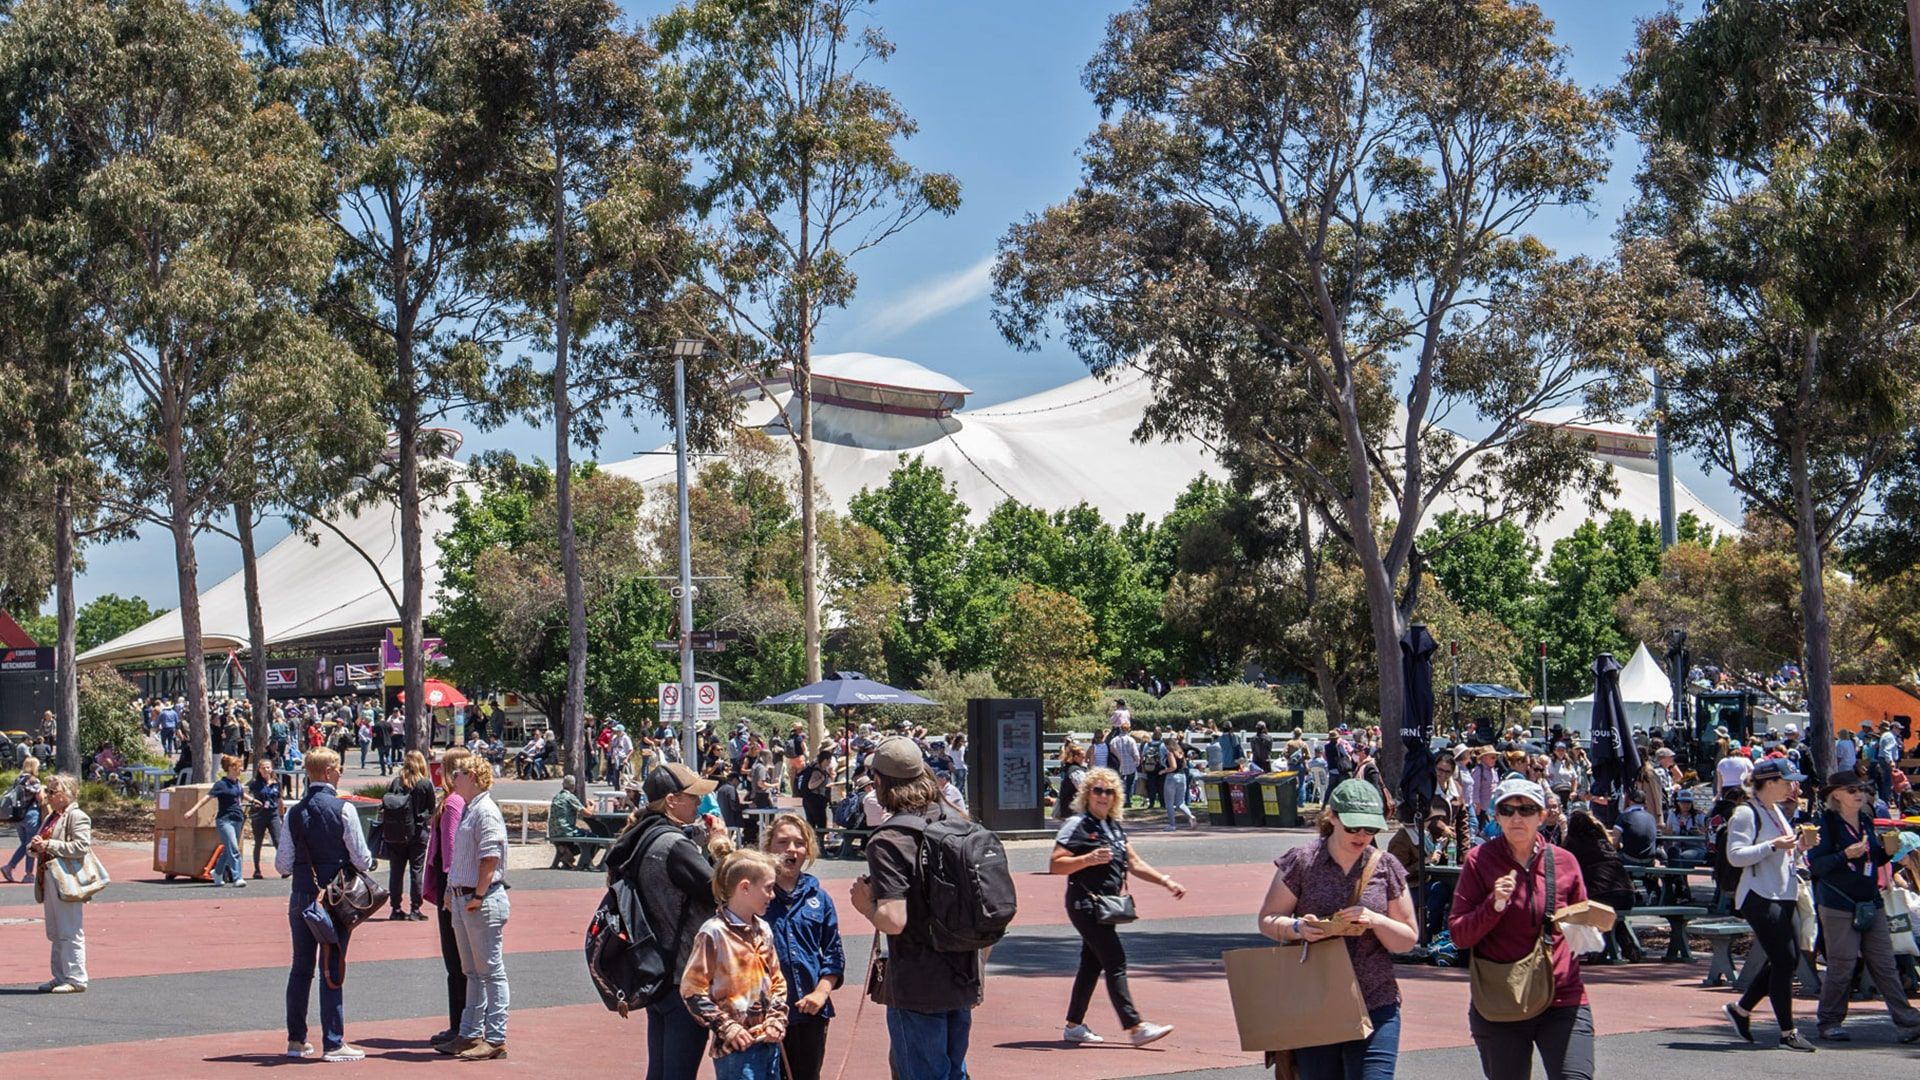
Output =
[
  {"x1": 603, "y1": 762, "x2": 732, "y2": 1080},
  {"x1": 849, "y1": 737, "x2": 1015, "y2": 1080}
]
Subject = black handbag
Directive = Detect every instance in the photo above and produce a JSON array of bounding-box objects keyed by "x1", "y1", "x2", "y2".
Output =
[{"x1": 1089, "y1": 891, "x2": 1139, "y2": 925}]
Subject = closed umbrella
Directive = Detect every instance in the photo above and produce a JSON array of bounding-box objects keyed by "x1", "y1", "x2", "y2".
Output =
[
  {"x1": 1398, "y1": 624, "x2": 1438, "y2": 821},
  {"x1": 1586, "y1": 653, "x2": 1641, "y2": 821}
]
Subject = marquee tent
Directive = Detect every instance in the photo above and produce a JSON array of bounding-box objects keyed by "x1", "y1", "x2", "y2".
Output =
[
  {"x1": 84, "y1": 352, "x2": 1741, "y2": 668},
  {"x1": 1562, "y1": 642, "x2": 1675, "y2": 736}
]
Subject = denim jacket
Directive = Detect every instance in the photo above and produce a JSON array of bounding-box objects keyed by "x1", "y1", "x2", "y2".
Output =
[{"x1": 765, "y1": 872, "x2": 845, "y2": 1026}]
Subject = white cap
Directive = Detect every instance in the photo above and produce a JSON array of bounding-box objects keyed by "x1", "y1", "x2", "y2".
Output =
[{"x1": 1489, "y1": 777, "x2": 1547, "y2": 810}]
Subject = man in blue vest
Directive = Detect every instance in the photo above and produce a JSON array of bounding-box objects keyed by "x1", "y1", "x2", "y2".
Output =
[{"x1": 277, "y1": 747, "x2": 373, "y2": 1061}]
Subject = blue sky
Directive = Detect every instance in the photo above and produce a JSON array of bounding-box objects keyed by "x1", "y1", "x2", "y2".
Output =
[{"x1": 70, "y1": 0, "x2": 1717, "y2": 612}]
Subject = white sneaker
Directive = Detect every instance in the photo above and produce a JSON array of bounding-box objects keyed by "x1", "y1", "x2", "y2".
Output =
[
  {"x1": 1129, "y1": 1022, "x2": 1174, "y2": 1047},
  {"x1": 1062, "y1": 1023, "x2": 1104, "y2": 1044},
  {"x1": 286, "y1": 1042, "x2": 313, "y2": 1058},
  {"x1": 49, "y1": 983, "x2": 85, "y2": 994},
  {"x1": 323, "y1": 1044, "x2": 366, "y2": 1062}
]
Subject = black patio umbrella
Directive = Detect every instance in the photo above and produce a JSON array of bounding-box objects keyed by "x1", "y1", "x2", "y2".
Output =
[
  {"x1": 1586, "y1": 652, "x2": 1641, "y2": 821},
  {"x1": 759, "y1": 672, "x2": 936, "y2": 785},
  {"x1": 1398, "y1": 624, "x2": 1438, "y2": 821}
]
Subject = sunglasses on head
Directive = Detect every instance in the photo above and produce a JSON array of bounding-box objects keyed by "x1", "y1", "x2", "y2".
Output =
[{"x1": 1496, "y1": 802, "x2": 1541, "y2": 818}]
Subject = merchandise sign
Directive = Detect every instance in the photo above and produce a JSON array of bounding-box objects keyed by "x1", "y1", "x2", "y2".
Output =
[
  {"x1": 657, "y1": 682, "x2": 721, "y2": 724},
  {"x1": 0, "y1": 648, "x2": 53, "y2": 671}
]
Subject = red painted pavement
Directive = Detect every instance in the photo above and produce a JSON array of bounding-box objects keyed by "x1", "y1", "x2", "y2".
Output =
[
  {"x1": 0, "y1": 861, "x2": 1278, "y2": 984},
  {"x1": 3, "y1": 950, "x2": 1902, "y2": 1078}
]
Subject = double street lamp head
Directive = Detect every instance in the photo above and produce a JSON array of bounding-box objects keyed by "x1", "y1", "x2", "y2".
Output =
[{"x1": 671, "y1": 337, "x2": 705, "y2": 357}]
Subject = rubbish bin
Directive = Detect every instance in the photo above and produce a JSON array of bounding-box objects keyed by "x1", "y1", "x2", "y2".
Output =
[
  {"x1": 1256, "y1": 772, "x2": 1300, "y2": 828},
  {"x1": 1201, "y1": 772, "x2": 1236, "y2": 827},
  {"x1": 1224, "y1": 774, "x2": 1260, "y2": 828}
]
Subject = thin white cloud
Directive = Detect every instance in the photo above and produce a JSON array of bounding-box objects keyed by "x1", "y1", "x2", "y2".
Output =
[{"x1": 862, "y1": 254, "x2": 995, "y2": 338}]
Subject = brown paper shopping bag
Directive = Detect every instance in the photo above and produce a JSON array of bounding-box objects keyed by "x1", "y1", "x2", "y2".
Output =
[{"x1": 1224, "y1": 941, "x2": 1375, "y2": 1053}]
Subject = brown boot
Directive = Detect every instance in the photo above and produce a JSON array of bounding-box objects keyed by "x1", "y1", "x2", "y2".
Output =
[
  {"x1": 435, "y1": 1036, "x2": 481, "y2": 1056},
  {"x1": 456, "y1": 1042, "x2": 506, "y2": 1061}
]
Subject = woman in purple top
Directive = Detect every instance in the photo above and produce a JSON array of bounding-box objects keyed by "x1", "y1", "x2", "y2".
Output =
[
  {"x1": 1257, "y1": 780, "x2": 1417, "y2": 1080},
  {"x1": 424, "y1": 747, "x2": 470, "y2": 1047}
]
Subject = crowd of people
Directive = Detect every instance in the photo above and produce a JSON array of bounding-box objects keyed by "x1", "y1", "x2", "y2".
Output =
[{"x1": 9, "y1": 683, "x2": 1917, "y2": 1078}]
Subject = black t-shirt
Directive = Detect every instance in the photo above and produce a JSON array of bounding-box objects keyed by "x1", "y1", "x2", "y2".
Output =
[
  {"x1": 1054, "y1": 814, "x2": 1130, "y2": 899},
  {"x1": 866, "y1": 804, "x2": 983, "y2": 1013},
  {"x1": 1618, "y1": 807, "x2": 1658, "y2": 864},
  {"x1": 1055, "y1": 765, "x2": 1085, "y2": 819}
]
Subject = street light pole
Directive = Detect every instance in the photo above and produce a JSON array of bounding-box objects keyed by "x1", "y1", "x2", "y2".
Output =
[{"x1": 672, "y1": 338, "x2": 703, "y2": 770}]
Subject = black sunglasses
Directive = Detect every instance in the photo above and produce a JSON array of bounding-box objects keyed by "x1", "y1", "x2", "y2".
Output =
[
  {"x1": 1338, "y1": 821, "x2": 1381, "y2": 836},
  {"x1": 1496, "y1": 802, "x2": 1541, "y2": 818},
  {"x1": 1087, "y1": 786, "x2": 1118, "y2": 796}
]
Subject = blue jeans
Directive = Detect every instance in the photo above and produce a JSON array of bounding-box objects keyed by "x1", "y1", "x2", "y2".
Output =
[
  {"x1": 161, "y1": 727, "x2": 177, "y2": 755},
  {"x1": 714, "y1": 1043, "x2": 782, "y2": 1080},
  {"x1": 645, "y1": 996, "x2": 709, "y2": 1080},
  {"x1": 887, "y1": 1007, "x2": 972, "y2": 1080},
  {"x1": 452, "y1": 887, "x2": 511, "y2": 1044},
  {"x1": 7, "y1": 808, "x2": 41, "y2": 875},
  {"x1": 286, "y1": 900, "x2": 350, "y2": 1050},
  {"x1": 215, "y1": 818, "x2": 244, "y2": 884},
  {"x1": 1165, "y1": 773, "x2": 1192, "y2": 827},
  {"x1": 1293, "y1": 1002, "x2": 1400, "y2": 1080}
]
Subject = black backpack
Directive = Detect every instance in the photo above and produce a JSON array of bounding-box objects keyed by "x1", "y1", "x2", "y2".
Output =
[
  {"x1": 881, "y1": 813, "x2": 1018, "y2": 952},
  {"x1": 1709, "y1": 808, "x2": 1744, "y2": 897},
  {"x1": 585, "y1": 831, "x2": 677, "y2": 1016},
  {"x1": 584, "y1": 875, "x2": 670, "y2": 1017},
  {"x1": 380, "y1": 785, "x2": 417, "y2": 845}
]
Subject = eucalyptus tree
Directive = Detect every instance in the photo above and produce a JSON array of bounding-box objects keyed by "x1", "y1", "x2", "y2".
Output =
[
  {"x1": 253, "y1": 0, "x2": 531, "y2": 750},
  {"x1": 655, "y1": 0, "x2": 960, "y2": 749},
  {"x1": 994, "y1": 0, "x2": 1647, "y2": 782},
  {"x1": 461, "y1": 0, "x2": 704, "y2": 787},
  {"x1": 1621, "y1": 0, "x2": 1920, "y2": 775},
  {"x1": 6, "y1": 0, "x2": 341, "y2": 779}
]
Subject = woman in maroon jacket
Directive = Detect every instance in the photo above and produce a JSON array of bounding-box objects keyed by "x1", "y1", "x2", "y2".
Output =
[{"x1": 1448, "y1": 777, "x2": 1593, "y2": 1080}]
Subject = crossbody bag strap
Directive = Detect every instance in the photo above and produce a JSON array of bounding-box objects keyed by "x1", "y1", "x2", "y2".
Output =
[{"x1": 1540, "y1": 844, "x2": 1556, "y2": 943}]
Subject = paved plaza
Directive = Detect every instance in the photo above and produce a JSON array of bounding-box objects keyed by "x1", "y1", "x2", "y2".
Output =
[{"x1": 3, "y1": 762, "x2": 1917, "y2": 1077}]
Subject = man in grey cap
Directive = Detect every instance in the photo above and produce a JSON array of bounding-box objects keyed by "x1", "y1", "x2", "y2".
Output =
[
  {"x1": 850, "y1": 736, "x2": 983, "y2": 1080},
  {"x1": 605, "y1": 762, "x2": 731, "y2": 1080}
]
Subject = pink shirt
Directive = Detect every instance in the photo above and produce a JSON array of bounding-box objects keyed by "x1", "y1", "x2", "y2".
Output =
[{"x1": 422, "y1": 791, "x2": 465, "y2": 908}]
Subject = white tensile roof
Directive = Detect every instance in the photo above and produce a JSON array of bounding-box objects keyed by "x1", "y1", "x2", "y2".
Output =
[
  {"x1": 83, "y1": 355, "x2": 1741, "y2": 665},
  {"x1": 78, "y1": 477, "x2": 466, "y2": 667}
]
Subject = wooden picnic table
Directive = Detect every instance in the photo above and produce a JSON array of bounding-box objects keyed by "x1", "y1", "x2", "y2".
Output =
[{"x1": 1620, "y1": 905, "x2": 1711, "y2": 962}]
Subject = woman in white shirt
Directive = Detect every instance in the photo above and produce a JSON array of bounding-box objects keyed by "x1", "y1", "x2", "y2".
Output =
[{"x1": 1722, "y1": 759, "x2": 1817, "y2": 1053}]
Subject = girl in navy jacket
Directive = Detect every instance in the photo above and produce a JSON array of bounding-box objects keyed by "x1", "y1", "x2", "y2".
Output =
[{"x1": 763, "y1": 813, "x2": 846, "y2": 1080}]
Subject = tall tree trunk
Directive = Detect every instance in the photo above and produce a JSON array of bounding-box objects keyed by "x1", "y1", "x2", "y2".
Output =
[
  {"x1": 1332, "y1": 385, "x2": 1406, "y2": 784},
  {"x1": 234, "y1": 496, "x2": 272, "y2": 765},
  {"x1": 552, "y1": 145, "x2": 588, "y2": 794},
  {"x1": 163, "y1": 389, "x2": 211, "y2": 782},
  {"x1": 399, "y1": 420, "x2": 426, "y2": 751},
  {"x1": 796, "y1": 287, "x2": 824, "y2": 751},
  {"x1": 1790, "y1": 331, "x2": 1833, "y2": 777},
  {"x1": 53, "y1": 475, "x2": 80, "y2": 777}
]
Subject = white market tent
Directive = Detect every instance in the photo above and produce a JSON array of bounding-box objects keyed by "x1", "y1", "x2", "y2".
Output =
[
  {"x1": 83, "y1": 353, "x2": 1741, "y2": 666},
  {"x1": 1561, "y1": 642, "x2": 1675, "y2": 737}
]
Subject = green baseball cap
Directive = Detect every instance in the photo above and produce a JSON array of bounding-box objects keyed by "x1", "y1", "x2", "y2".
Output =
[{"x1": 1327, "y1": 779, "x2": 1389, "y2": 831}]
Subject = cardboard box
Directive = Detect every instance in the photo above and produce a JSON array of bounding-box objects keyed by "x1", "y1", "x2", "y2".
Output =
[
  {"x1": 1552, "y1": 899, "x2": 1617, "y2": 931},
  {"x1": 155, "y1": 784, "x2": 217, "y2": 829},
  {"x1": 154, "y1": 826, "x2": 225, "y2": 879}
]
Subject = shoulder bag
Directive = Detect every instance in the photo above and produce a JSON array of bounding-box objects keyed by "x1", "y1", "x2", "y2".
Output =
[
  {"x1": 47, "y1": 849, "x2": 111, "y2": 902},
  {"x1": 1468, "y1": 844, "x2": 1557, "y2": 1023}
]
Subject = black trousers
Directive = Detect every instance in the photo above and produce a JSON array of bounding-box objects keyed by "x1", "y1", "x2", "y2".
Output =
[
  {"x1": 436, "y1": 905, "x2": 463, "y2": 1033},
  {"x1": 1737, "y1": 893, "x2": 1801, "y2": 1030},
  {"x1": 1065, "y1": 902, "x2": 1142, "y2": 1030},
  {"x1": 388, "y1": 838, "x2": 427, "y2": 913},
  {"x1": 1468, "y1": 1002, "x2": 1593, "y2": 1080},
  {"x1": 782, "y1": 1017, "x2": 831, "y2": 1080},
  {"x1": 249, "y1": 810, "x2": 279, "y2": 874}
]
